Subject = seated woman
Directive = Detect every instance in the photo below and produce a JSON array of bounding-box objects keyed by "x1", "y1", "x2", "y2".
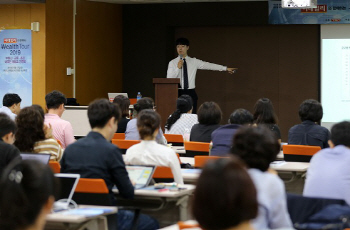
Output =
[
  {"x1": 211, "y1": 109, "x2": 253, "y2": 157},
  {"x1": 165, "y1": 95, "x2": 198, "y2": 135},
  {"x1": 125, "y1": 109, "x2": 183, "y2": 184},
  {"x1": 230, "y1": 126, "x2": 293, "y2": 229},
  {"x1": 288, "y1": 99, "x2": 330, "y2": 148},
  {"x1": 113, "y1": 95, "x2": 130, "y2": 133},
  {"x1": 0, "y1": 160, "x2": 58, "y2": 230},
  {"x1": 192, "y1": 157, "x2": 258, "y2": 230},
  {"x1": 190, "y1": 102, "x2": 222, "y2": 143},
  {"x1": 253, "y1": 98, "x2": 281, "y2": 142},
  {"x1": 125, "y1": 97, "x2": 166, "y2": 145},
  {"x1": 14, "y1": 106, "x2": 63, "y2": 161}
]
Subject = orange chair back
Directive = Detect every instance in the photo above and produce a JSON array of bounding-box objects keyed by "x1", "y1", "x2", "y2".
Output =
[
  {"x1": 49, "y1": 161, "x2": 61, "y2": 173},
  {"x1": 194, "y1": 156, "x2": 222, "y2": 168},
  {"x1": 113, "y1": 133, "x2": 125, "y2": 139},
  {"x1": 111, "y1": 139, "x2": 140, "y2": 149},
  {"x1": 176, "y1": 153, "x2": 181, "y2": 163},
  {"x1": 184, "y1": 141, "x2": 210, "y2": 152},
  {"x1": 75, "y1": 178, "x2": 109, "y2": 194},
  {"x1": 129, "y1": 98, "x2": 137, "y2": 105},
  {"x1": 283, "y1": 145, "x2": 321, "y2": 162},
  {"x1": 164, "y1": 134, "x2": 183, "y2": 143},
  {"x1": 56, "y1": 139, "x2": 63, "y2": 147},
  {"x1": 153, "y1": 166, "x2": 174, "y2": 179},
  {"x1": 178, "y1": 221, "x2": 200, "y2": 230}
]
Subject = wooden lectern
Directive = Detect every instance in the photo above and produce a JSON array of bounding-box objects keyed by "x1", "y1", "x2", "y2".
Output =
[{"x1": 153, "y1": 78, "x2": 180, "y2": 129}]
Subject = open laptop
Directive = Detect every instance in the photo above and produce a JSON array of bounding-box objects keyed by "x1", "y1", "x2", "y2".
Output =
[
  {"x1": 108, "y1": 93, "x2": 128, "y2": 102},
  {"x1": 126, "y1": 165, "x2": 155, "y2": 189},
  {"x1": 20, "y1": 153, "x2": 51, "y2": 164},
  {"x1": 54, "y1": 173, "x2": 80, "y2": 211}
]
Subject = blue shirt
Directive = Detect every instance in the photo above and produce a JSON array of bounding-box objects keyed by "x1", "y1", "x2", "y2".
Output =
[
  {"x1": 303, "y1": 145, "x2": 350, "y2": 205},
  {"x1": 210, "y1": 124, "x2": 240, "y2": 157},
  {"x1": 125, "y1": 118, "x2": 166, "y2": 145}
]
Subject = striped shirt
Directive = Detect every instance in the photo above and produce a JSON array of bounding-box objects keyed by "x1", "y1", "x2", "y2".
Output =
[
  {"x1": 165, "y1": 114, "x2": 198, "y2": 135},
  {"x1": 34, "y1": 138, "x2": 64, "y2": 161}
]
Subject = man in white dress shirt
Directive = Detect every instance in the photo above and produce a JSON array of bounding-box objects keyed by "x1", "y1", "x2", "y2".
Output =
[
  {"x1": 167, "y1": 37, "x2": 237, "y2": 113},
  {"x1": 0, "y1": 93, "x2": 21, "y2": 120}
]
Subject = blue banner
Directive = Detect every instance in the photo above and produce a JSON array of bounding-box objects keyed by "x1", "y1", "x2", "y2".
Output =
[
  {"x1": 0, "y1": 29, "x2": 32, "y2": 107},
  {"x1": 269, "y1": 0, "x2": 350, "y2": 24}
]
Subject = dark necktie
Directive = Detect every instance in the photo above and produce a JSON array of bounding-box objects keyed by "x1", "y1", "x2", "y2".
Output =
[{"x1": 183, "y1": 58, "x2": 189, "y2": 89}]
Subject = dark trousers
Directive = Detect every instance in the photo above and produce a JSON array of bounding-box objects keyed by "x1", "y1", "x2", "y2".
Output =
[{"x1": 178, "y1": 89, "x2": 198, "y2": 114}]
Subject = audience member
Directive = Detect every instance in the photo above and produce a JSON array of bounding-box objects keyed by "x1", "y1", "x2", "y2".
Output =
[
  {"x1": 192, "y1": 157, "x2": 257, "y2": 230},
  {"x1": 14, "y1": 106, "x2": 63, "y2": 161},
  {"x1": 288, "y1": 99, "x2": 330, "y2": 148},
  {"x1": 253, "y1": 98, "x2": 281, "y2": 142},
  {"x1": 125, "y1": 109, "x2": 183, "y2": 184},
  {"x1": 165, "y1": 95, "x2": 198, "y2": 135},
  {"x1": 211, "y1": 109, "x2": 253, "y2": 157},
  {"x1": 303, "y1": 121, "x2": 350, "y2": 204},
  {"x1": 190, "y1": 101, "x2": 221, "y2": 143},
  {"x1": 0, "y1": 160, "x2": 58, "y2": 230},
  {"x1": 230, "y1": 126, "x2": 293, "y2": 229},
  {"x1": 61, "y1": 99, "x2": 158, "y2": 230},
  {"x1": 44, "y1": 90, "x2": 75, "y2": 148},
  {"x1": 113, "y1": 95, "x2": 130, "y2": 133},
  {"x1": 125, "y1": 97, "x2": 166, "y2": 145},
  {"x1": 0, "y1": 93, "x2": 21, "y2": 120},
  {"x1": 0, "y1": 113, "x2": 20, "y2": 175}
]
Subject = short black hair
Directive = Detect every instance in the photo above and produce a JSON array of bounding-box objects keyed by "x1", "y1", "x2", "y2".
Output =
[
  {"x1": 230, "y1": 125, "x2": 280, "y2": 172},
  {"x1": 229, "y1": 109, "x2": 253, "y2": 125},
  {"x1": 299, "y1": 99, "x2": 323, "y2": 122},
  {"x1": 192, "y1": 157, "x2": 258, "y2": 229},
  {"x1": 137, "y1": 109, "x2": 161, "y2": 140},
  {"x1": 133, "y1": 97, "x2": 154, "y2": 114},
  {"x1": 113, "y1": 95, "x2": 130, "y2": 118},
  {"x1": 330, "y1": 121, "x2": 350, "y2": 147},
  {"x1": 88, "y1": 99, "x2": 121, "y2": 129},
  {"x1": 45, "y1": 90, "x2": 67, "y2": 109},
  {"x1": 253, "y1": 98, "x2": 278, "y2": 124},
  {"x1": 197, "y1": 102, "x2": 222, "y2": 125},
  {"x1": 0, "y1": 113, "x2": 17, "y2": 138},
  {"x1": 176, "y1": 38, "x2": 189, "y2": 46},
  {"x1": 3, "y1": 93, "x2": 21, "y2": 107}
]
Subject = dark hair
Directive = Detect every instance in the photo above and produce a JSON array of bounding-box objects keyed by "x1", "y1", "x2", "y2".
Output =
[
  {"x1": 330, "y1": 121, "x2": 350, "y2": 147},
  {"x1": 31, "y1": 104, "x2": 45, "y2": 119},
  {"x1": 165, "y1": 95, "x2": 193, "y2": 130},
  {"x1": 0, "y1": 160, "x2": 58, "y2": 230},
  {"x1": 113, "y1": 95, "x2": 130, "y2": 118},
  {"x1": 3, "y1": 93, "x2": 21, "y2": 107},
  {"x1": 197, "y1": 102, "x2": 222, "y2": 125},
  {"x1": 253, "y1": 98, "x2": 278, "y2": 124},
  {"x1": 133, "y1": 97, "x2": 154, "y2": 114},
  {"x1": 88, "y1": 99, "x2": 121, "y2": 129},
  {"x1": 45, "y1": 90, "x2": 67, "y2": 110},
  {"x1": 14, "y1": 106, "x2": 45, "y2": 152},
  {"x1": 0, "y1": 113, "x2": 17, "y2": 138},
  {"x1": 137, "y1": 109, "x2": 161, "y2": 140},
  {"x1": 176, "y1": 38, "x2": 189, "y2": 46},
  {"x1": 229, "y1": 109, "x2": 253, "y2": 125},
  {"x1": 299, "y1": 99, "x2": 323, "y2": 122},
  {"x1": 192, "y1": 157, "x2": 258, "y2": 230},
  {"x1": 230, "y1": 126, "x2": 280, "y2": 172}
]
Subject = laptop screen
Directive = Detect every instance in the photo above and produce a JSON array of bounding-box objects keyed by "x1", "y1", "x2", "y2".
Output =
[
  {"x1": 54, "y1": 173, "x2": 80, "y2": 210},
  {"x1": 20, "y1": 153, "x2": 51, "y2": 165},
  {"x1": 126, "y1": 165, "x2": 155, "y2": 189}
]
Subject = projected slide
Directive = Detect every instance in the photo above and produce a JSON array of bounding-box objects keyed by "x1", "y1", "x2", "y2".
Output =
[{"x1": 322, "y1": 39, "x2": 350, "y2": 123}]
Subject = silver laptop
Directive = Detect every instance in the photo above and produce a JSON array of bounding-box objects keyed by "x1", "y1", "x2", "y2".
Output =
[
  {"x1": 54, "y1": 173, "x2": 80, "y2": 211},
  {"x1": 108, "y1": 93, "x2": 128, "y2": 102},
  {"x1": 126, "y1": 165, "x2": 155, "y2": 189},
  {"x1": 20, "y1": 153, "x2": 51, "y2": 164}
]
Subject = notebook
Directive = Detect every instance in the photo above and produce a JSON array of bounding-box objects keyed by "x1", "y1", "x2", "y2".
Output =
[
  {"x1": 126, "y1": 165, "x2": 155, "y2": 189},
  {"x1": 20, "y1": 153, "x2": 51, "y2": 164},
  {"x1": 54, "y1": 173, "x2": 80, "y2": 211},
  {"x1": 108, "y1": 93, "x2": 128, "y2": 102}
]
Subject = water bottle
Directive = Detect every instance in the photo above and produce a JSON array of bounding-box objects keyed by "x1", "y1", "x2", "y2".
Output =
[
  {"x1": 137, "y1": 92, "x2": 142, "y2": 101},
  {"x1": 183, "y1": 128, "x2": 190, "y2": 142}
]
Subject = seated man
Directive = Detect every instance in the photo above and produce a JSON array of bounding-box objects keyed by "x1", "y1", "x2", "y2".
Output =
[
  {"x1": 44, "y1": 90, "x2": 75, "y2": 148},
  {"x1": 288, "y1": 99, "x2": 330, "y2": 148},
  {"x1": 0, "y1": 93, "x2": 21, "y2": 121},
  {"x1": 211, "y1": 108, "x2": 253, "y2": 157},
  {"x1": 61, "y1": 99, "x2": 158, "y2": 230},
  {"x1": 303, "y1": 121, "x2": 350, "y2": 204},
  {"x1": 0, "y1": 113, "x2": 20, "y2": 175}
]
